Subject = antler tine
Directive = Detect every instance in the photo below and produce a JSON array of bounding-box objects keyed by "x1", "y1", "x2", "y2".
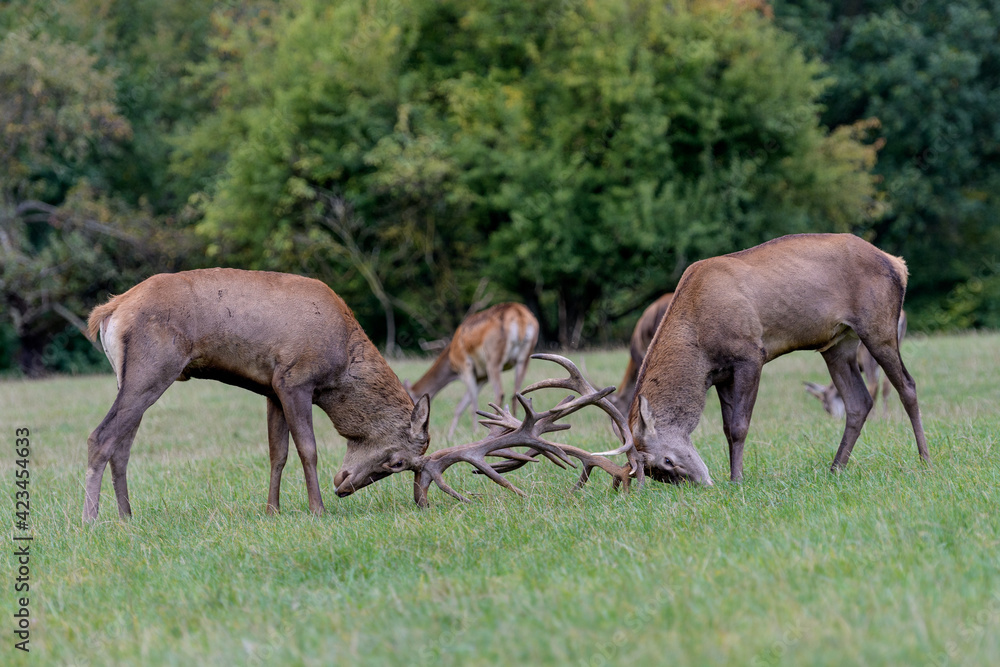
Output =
[
  {"x1": 558, "y1": 445, "x2": 632, "y2": 491},
  {"x1": 413, "y1": 354, "x2": 645, "y2": 506},
  {"x1": 522, "y1": 353, "x2": 599, "y2": 395},
  {"x1": 413, "y1": 394, "x2": 582, "y2": 507},
  {"x1": 523, "y1": 353, "x2": 645, "y2": 489},
  {"x1": 476, "y1": 402, "x2": 521, "y2": 432}
]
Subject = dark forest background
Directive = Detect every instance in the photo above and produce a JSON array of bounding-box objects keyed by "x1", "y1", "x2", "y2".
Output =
[{"x1": 2, "y1": 0, "x2": 998, "y2": 375}]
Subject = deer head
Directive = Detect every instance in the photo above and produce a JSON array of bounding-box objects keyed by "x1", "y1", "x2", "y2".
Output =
[
  {"x1": 632, "y1": 396, "x2": 713, "y2": 485},
  {"x1": 803, "y1": 381, "x2": 846, "y2": 418},
  {"x1": 333, "y1": 395, "x2": 431, "y2": 497}
]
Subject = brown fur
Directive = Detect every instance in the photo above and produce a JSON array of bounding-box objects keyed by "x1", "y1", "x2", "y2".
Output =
[
  {"x1": 610, "y1": 292, "x2": 674, "y2": 413},
  {"x1": 408, "y1": 303, "x2": 539, "y2": 437},
  {"x1": 630, "y1": 233, "x2": 929, "y2": 485},
  {"x1": 805, "y1": 311, "x2": 908, "y2": 418},
  {"x1": 82, "y1": 268, "x2": 431, "y2": 521}
]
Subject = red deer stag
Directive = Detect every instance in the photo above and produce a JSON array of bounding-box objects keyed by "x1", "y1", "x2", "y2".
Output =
[
  {"x1": 609, "y1": 292, "x2": 674, "y2": 413},
  {"x1": 405, "y1": 303, "x2": 538, "y2": 438},
  {"x1": 629, "y1": 234, "x2": 930, "y2": 485},
  {"x1": 82, "y1": 269, "x2": 443, "y2": 521},
  {"x1": 84, "y1": 271, "x2": 594, "y2": 520},
  {"x1": 804, "y1": 311, "x2": 908, "y2": 418}
]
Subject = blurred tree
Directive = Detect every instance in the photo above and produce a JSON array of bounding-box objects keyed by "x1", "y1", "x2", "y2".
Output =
[
  {"x1": 181, "y1": 0, "x2": 881, "y2": 348},
  {"x1": 772, "y1": 0, "x2": 1000, "y2": 329},
  {"x1": 0, "y1": 30, "x2": 128, "y2": 373},
  {"x1": 0, "y1": 28, "x2": 199, "y2": 374}
]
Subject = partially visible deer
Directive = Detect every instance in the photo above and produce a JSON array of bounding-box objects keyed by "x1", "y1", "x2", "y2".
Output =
[
  {"x1": 629, "y1": 234, "x2": 929, "y2": 485},
  {"x1": 609, "y1": 292, "x2": 674, "y2": 414},
  {"x1": 405, "y1": 303, "x2": 538, "y2": 438},
  {"x1": 83, "y1": 268, "x2": 440, "y2": 521},
  {"x1": 804, "y1": 311, "x2": 908, "y2": 418}
]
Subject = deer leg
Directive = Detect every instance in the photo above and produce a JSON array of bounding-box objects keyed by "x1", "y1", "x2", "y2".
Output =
[
  {"x1": 84, "y1": 361, "x2": 180, "y2": 522},
  {"x1": 881, "y1": 376, "x2": 892, "y2": 417},
  {"x1": 862, "y1": 338, "x2": 930, "y2": 464},
  {"x1": 449, "y1": 365, "x2": 482, "y2": 438},
  {"x1": 511, "y1": 354, "x2": 532, "y2": 419},
  {"x1": 858, "y1": 345, "x2": 881, "y2": 417},
  {"x1": 448, "y1": 391, "x2": 473, "y2": 439},
  {"x1": 486, "y1": 360, "x2": 505, "y2": 414},
  {"x1": 265, "y1": 396, "x2": 290, "y2": 515},
  {"x1": 105, "y1": 420, "x2": 141, "y2": 520},
  {"x1": 274, "y1": 385, "x2": 324, "y2": 515},
  {"x1": 716, "y1": 361, "x2": 762, "y2": 482},
  {"x1": 824, "y1": 337, "x2": 874, "y2": 470}
]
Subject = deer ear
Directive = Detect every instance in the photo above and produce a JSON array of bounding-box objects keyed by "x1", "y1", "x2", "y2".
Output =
[
  {"x1": 636, "y1": 395, "x2": 656, "y2": 437},
  {"x1": 409, "y1": 394, "x2": 430, "y2": 446},
  {"x1": 803, "y1": 382, "x2": 826, "y2": 400}
]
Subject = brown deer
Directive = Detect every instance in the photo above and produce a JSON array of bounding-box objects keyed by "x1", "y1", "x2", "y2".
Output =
[
  {"x1": 609, "y1": 292, "x2": 674, "y2": 413},
  {"x1": 629, "y1": 234, "x2": 930, "y2": 485},
  {"x1": 85, "y1": 270, "x2": 633, "y2": 517},
  {"x1": 804, "y1": 311, "x2": 908, "y2": 418},
  {"x1": 82, "y1": 268, "x2": 443, "y2": 521},
  {"x1": 405, "y1": 303, "x2": 538, "y2": 438}
]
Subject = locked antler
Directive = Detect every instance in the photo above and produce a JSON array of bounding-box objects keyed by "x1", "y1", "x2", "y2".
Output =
[{"x1": 412, "y1": 353, "x2": 644, "y2": 506}]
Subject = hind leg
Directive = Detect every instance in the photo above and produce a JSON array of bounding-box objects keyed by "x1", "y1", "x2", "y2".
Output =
[
  {"x1": 449, "y1": 364, "x2": 483, "y2": 438},
  {"x1": 485, "y1": 359, "x2": 505, "y2": 414},
  {"x1": 861, "y1": 337, "x2": 930, "y2": 464},
  {"x1": 510, "y1": 352, "x2": 532, "y2": 418},
  {"x1": 273, "y1": 384, "x2": 325, "y2": 515},
  {"x1": 824, "y1": 337, "x2": 875, "y2": 470},
  {"x1": 265, "y1": 397, "x2": 290, "y2": 515},
  {"x1": 84, "y1": 365, "x2": 180, "y2": 521}
]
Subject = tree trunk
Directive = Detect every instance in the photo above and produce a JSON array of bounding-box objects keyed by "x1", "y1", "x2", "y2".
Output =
[
  {"x1": 557, "y1": 290, "x2": 594, "y2": 350},
  {"x1": 16, "y1": 334, "x2": 47, "y2": 377}
]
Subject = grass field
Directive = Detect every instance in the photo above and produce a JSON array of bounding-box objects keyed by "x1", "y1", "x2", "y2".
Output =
[{"x1": 2, "y1": 332, "x2": 999, "y2": 666}]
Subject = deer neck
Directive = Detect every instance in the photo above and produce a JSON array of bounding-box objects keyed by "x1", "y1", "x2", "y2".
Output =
[
  {"x1": 318, "y1": 329, "x2": 415, "y2": 444},
  {"x1": 633, "y1": 322, "x2": 711, "y2": 437},
  {"x1": 410, "y1": 341, "x2": 459, "y2": 400},
  {"x1": 613, "y1": 355, "x2": 640, "y2": 408}
]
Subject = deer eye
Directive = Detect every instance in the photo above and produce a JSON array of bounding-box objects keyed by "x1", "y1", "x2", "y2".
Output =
[
  {"x1": 663, "y1": 457, "x2": 674, "y2": 467},
  {"x1": 383, "y1": 456, "x2": 408, "y2": 472}
]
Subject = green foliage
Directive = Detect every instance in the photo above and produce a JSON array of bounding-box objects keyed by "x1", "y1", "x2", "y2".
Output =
[
  {"x1": 0, "y1": 28, "x2": 131, "y2": 204},
  {"x1": 0, "y1": 3, "x2": 207, "y2": 374},
  {"x1": 772, "y1": 0, "x2": 1000, "y2": 320},
  {"x1": 4, "y1": 0, "x2": 997, "y2": 373},
  {"x1": 0, "y1": 27, "x2": 134, "y2": 374},
  {"x1": 926, "y1": 258, "x2": 1000, "y2": 330},
  {"x1": 181, "y1": 0, "x2": 881, "y2": 346}
]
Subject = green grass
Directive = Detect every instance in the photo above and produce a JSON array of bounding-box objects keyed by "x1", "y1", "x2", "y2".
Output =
[{"x1": 2, "y1": 333, "x2": 999, "y2": 666}]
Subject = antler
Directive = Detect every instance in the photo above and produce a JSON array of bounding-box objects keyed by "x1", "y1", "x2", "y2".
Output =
[{"x1": 412, "y1": 353, "x2": 644, "y2": 507}]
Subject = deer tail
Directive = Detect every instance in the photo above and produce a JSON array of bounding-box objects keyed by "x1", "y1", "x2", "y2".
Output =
[{"x1": 86, "y1": 297, "x2": 121, "y2": 342}]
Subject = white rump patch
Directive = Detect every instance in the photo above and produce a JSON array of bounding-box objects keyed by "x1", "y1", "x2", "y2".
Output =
[
  {"x1": 100, "y1": 315, "x2": 125, "y2": 389},
  {"x1": 505, "y1": 322, "x2": 535, "y2": 363}
]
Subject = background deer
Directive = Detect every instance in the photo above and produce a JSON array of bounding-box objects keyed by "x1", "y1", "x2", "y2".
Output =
[
  {"x1": 630, "y1": 234, "x2": 929, "y2": 485},
  {"x1": 609, "y1": 292, "x2": 674, "y2": 413},
  {"x1": 405, "y1": 303, "x2": 538, "y2": 437},
  {"x1": 84, "y1": 268, "x2": 434, "y2": 521},
  {"x1": 804, "y1": 311, "x2": 908, "y2": 418}
]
